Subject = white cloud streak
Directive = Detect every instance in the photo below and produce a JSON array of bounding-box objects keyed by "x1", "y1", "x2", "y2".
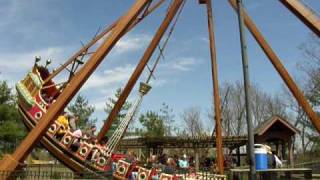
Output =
[
  {"x1": 165, "y1": 57, "x2": 198, "y2": 72},
  {"x1": 83, "y1": 64, "x2": 135, "y2": 90},
  {"x1": 113, "y1": 34, "x2": 151, "y2": 55},
  {"x1": 0, "y1": 47, "x2": 64, "y2": 71}
]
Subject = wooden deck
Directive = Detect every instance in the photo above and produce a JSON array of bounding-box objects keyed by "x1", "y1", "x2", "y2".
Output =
[{"x1": 230, "y1": 168, "x2": 312, "y2": 180}]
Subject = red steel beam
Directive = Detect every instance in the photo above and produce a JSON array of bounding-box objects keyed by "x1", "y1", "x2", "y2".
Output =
[
  {"x1": 0, "y1": 0, "x2": 150, "y2": 172},
  {"x1": 280, "y1": 0, "x2": 320, "y2": 37},
  {"x1": 228, "y1": 0, "x2": 320, "y2": 133},
  {"x1": 205, "y1": 0, "x2": 224, "y2": 175},
  {"x1": 97, "y1": 0, "x2": 184, "y2": 142}
]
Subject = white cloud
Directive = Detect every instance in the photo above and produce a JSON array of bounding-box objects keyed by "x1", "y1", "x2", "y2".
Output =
[
  {"x1": 150, "y1": 79, "x2": 168, "y2": 87},
  {"x1": 167, "y1": 57, "x2": 198, "y2": 71},
  {"x1": 92, "y1": 100, "x2": 107, "y2": 111},
  {"x1": 83, "y1": 64, "x2": 135, "y2": 90},
  {"x1": 113, "y1": 34, "x2": 151, "y2": 55},
  {"x1": 0, "y1": 47, "x2": 65, "y2": 71}
]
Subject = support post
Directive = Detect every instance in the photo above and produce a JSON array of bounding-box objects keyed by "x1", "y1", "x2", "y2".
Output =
[
  {"x1": 288, "y1": 138, "x2": 293, "y2": 166},
  {"x1": 228, "y1": 0, "x2": 320, "y2": 134},
  {"x1": 0, "y1": 0, "x2": 150, "y2": 172},
  {"x1": 282, "y1": 141, "x2": 286, "y2": 161},
  {"x1": 205, "y1": 0, "x2": 224, "y2": 174},
  {"x1": 195, "y1": 148, "x2": 200, "y2": 172},
  {"x1": 236, "y1": 0, "x2": 256, "y2": 179},
  {"x1": 280, "y1": 0, "x2": 320, "y2": 37},
  {"x1": 276, "y1": 142, "x2": 280, "y2": 156},
  {"x1": 97, "y1": 0, "x2": 184, "y2": 141},
  {"x1": 237, "y1": 147, "x2": 241, "y2": 166}
]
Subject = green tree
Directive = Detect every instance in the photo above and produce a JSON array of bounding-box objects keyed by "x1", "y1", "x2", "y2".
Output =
[
  {"x1": 136, "y1": 103, "x2": 176, "y2": 137},
  {"x1": 159, "y1": 103, "x2": 176, "y2": 136},
  {"x1": 138, "y1": 111, "x2": 165, "y2": 137},
  {"x1": 0, "y1": 81, "x2": 26, "y2": 155},
  {"x1": 67, "y1": 94, "x2": 96, "y2": 129},
  {"x1": 0, "y1": 80, "x2": 12, "y2": 104},
  {"x1": 104, "y1": 88, "x2": 132, "y2": 137}
]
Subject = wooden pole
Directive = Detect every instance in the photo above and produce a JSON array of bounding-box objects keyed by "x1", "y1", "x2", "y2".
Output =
[
  {"x1": 228, "y1": 0, "x2": 320, "y2": 134},
  {"x1": 280, "y1": 0, "x2": 320, "y2": 37},
  {"x1": 97, "y1": 0, "x2": 184, "y2": 141},
  {"x1": 205, "y1": 0, "x2": 224, "y2": 175},
  {"x1": 0, "y1": 0, "x2": 150, "y2": 172}
]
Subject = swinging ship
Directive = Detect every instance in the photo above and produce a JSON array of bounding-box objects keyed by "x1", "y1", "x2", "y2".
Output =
[
  {"x1": 16, "y1": 62, "x2": 113, "y2": 174},
  {"x1": 16, "y1": 59, "x2": 183, "y2": 180}
]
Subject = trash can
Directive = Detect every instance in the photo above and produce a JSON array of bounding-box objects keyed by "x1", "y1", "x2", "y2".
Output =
[{"x1": 254, "y1": 144, "x2": 268, "y2": 170}]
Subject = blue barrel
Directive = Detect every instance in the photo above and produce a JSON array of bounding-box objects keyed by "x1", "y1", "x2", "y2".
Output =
[{"x1": 254, "y1": 144, "x2": 268, "y2": 170}]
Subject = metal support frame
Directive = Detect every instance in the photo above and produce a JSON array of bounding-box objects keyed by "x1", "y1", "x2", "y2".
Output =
[
  {"x1": 236, "y1": 0, "x2": 256, "y2": 179},
  {"x1": 97, "y1": 0, "x2": 184, "y2": 141},
  {"x1": 228, "y1": 0, "x2": 320, "y2": 133},
  {"x1": 205, "y1": 0, "x2": 224, "y2": 175},
  {"x1": 280, "y1": 0, "x2": 320, "y2": 37},
  {"x1": 0, "y1": 0, "x2": 150, "y2": 172}
]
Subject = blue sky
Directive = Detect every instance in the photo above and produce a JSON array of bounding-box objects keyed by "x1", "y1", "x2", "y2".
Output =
[{"x1": 0, "y1": 0, "x2": 319, "y2": 131}]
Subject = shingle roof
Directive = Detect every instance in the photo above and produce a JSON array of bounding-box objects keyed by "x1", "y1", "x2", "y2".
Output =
[{"x1": 254, "y1": 115, "x2": 300, "y2": 136}]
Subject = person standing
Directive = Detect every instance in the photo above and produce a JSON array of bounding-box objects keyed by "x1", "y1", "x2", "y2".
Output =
[{"x1": 272, "y1": 151, "x2": 282, "y2": 168}]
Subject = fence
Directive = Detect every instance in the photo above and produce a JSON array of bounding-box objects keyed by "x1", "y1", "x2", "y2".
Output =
[
  {"x1": 295, "y1": 161, "x2": 320, "y2": 173},
  {"x1": 0, "y1": 170, "x2": 74, "y2": 180},
  {"x1": 230, "y1": 168, "x2": 312, "y2": 180},
  {"x1": 0, "y1": 166, "x2": 225, "y2": 180}
]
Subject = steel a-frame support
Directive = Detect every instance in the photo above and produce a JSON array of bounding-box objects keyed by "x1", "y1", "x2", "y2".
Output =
[
  {"x1": 97, "y1": 0, "x2": 184, "y2": 141},
  {"x1": 228, "y1": 0, "x2": 320, "y2": 134},
  {"x1": 0, "y1": 0, "x2": 150, "y2": 172},
  {"x1": 204, "y1": 0, "x2": 224, "y2": 175}
]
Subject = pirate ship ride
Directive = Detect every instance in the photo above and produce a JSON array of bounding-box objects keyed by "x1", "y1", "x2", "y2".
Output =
[{"x1": 0, "y1": 0, "x2": 319, "y2": 179}]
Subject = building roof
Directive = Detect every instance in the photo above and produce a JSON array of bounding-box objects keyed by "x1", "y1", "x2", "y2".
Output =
[
  {"x1": 254, "y1": 115, "x2": 300, "y2": 136},
  {"x1": 120, "y1": 135, "x2": 247, "y2": 149}
]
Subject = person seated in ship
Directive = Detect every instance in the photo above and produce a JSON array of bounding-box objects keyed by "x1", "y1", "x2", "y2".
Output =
[
  {"x1": 83, "y1": 125, "x2": 97, "y2": 141},
  {"x1": 89, "y1": 138, "x2": 108, "y2": 162},
  {"x1": 159, "y1": 153, "x2": 167, "y2": 165},
  {"x1": 163, "y1": 157, "x2": 177, "y2": 175},
  {"x1": 145, "y1": 155, "x2": 162, "y2": 180},
  {"x1": 123, "y1": 151, "x2": 138, "y2": 180},
  {"x1": 69, "y1": 115, "x2": 79, "y2": 132},
  {"x1": 55, "y1": 111, "x2": 70, "y2": 140},
  {"x1": 178, "y1": 154, "x2": 189, "y2": 174},
  {"x1": 187, "y1": 166, "x2": 197, "y2": 179},
  {"x1": 100, "y1": 136, "x2": 109, "y2": 146},
  {"x1": 41, "y1": 91, "x2": 53, "y2": 104},
  {"x1": 70, "y1": 129, "x2": 82, "y2": 152},
  {"x1": 145, "y1": 155, "x2": 156, "y2": 169}
]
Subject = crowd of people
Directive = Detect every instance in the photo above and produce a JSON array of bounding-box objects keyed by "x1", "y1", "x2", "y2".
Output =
[{"x1": 120, "y1": 152, "x2": 198, "y2": 179}]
